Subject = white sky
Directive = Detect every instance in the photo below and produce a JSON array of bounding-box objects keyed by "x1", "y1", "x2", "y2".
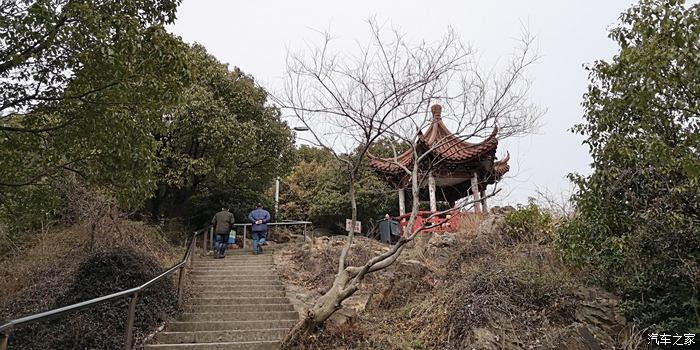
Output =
[{"x1": 169, "y1": 0, "x2": 638, "y2": 206}]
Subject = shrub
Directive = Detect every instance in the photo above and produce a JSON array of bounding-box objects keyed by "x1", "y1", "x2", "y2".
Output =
[
  {"x1": 504, "y1": 199, "x2": 553, "y2": 244},
  {"x1": 7, "y1": 248, "x2": 177, "y2": 350},
  {"x1": 557, "y1": 0, "x2": 700, "y2": 332}
]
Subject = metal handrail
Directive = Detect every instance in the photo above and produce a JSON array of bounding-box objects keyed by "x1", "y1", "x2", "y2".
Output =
[
  {"x1": 0, "y1": 225, "x2": 211, "y2": 350},
  {"x1": 201, "y1": 220, "x2": 312, "y2": 250}
]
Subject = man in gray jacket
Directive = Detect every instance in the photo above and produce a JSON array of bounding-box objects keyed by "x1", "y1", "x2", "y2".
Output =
[{"x1": 211, "y1": 207, "x2": 235, "y2": 258}]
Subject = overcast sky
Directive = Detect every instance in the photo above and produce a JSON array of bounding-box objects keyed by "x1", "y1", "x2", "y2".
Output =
[{"x1": 169, "y1": 0, "x2": 638, "y2": 206}]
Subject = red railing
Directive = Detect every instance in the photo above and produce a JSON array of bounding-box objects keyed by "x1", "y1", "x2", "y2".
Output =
[{"x1": 396, "y1": 210, "x2": 464, "y2": 234}]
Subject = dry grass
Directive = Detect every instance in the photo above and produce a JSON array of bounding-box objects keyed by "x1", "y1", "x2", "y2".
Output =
[
  {"x1": 277, "y1": 235, "x2": 390, "y2": 291},
  {"x1": 279, "y1": 211, "x2": 632, "y2": 349},
  {"x1": 0, "y1": 180, "x2": 185, "y2": 349}
]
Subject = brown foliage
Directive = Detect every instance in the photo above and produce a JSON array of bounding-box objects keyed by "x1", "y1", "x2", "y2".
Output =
[
  {"x1": 277, "y1": 213, "x2": 631, "y2": 349},
  {"x1": 0, "y1": 185, "x2": 183, "y2": 349}
]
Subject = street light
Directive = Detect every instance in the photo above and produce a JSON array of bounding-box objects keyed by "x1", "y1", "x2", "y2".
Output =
[{"x1": 275, "y1": 126, "x2": 310, "y2": 219}]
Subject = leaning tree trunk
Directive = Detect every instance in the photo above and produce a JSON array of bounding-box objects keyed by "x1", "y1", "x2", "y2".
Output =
[{"x1": 283, "y1": 268, "x2": 356, "y2": 345}]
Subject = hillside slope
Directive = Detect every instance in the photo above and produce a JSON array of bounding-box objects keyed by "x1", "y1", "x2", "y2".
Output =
[
  {"x1": 274, "y1": 212, "x2": 638, "y2": 349},
  {"x1": 0, "y1": 220, "x2": 187, "y2": 349}
]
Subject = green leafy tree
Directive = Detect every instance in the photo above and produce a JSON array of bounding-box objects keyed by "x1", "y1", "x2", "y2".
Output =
[
  {"x1": 557, "y1": 0, "x2": 700, "y2": 331},
  {"x1": 149, "y1": 44, "x2": 295, "y2": 223},
  {"x1": 309, "y1": 163, "x2": 395, "y2": 233},
  {"x1": 277, "y1": 148, "x2": 333, "y2": 221},
  {"x1": 278, "y1": 146, "x2": 394, "y2": 232},
  {"x1": 0, "y1": 0, "x2": 190, "y2": 226}
]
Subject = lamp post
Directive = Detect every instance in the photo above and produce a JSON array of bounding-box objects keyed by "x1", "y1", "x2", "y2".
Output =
[{"x1": 275, "y1": 126, "x2": 310, "y2": 220}]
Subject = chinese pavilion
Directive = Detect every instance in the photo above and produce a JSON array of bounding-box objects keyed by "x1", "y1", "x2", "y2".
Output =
[{"x1": 368, "y1": 104, "x2": 510, "y2": 215}]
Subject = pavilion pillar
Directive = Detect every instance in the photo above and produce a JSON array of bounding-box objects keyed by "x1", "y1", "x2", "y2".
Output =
[
  {"x1": 428, "y1": 172, "x2": 437, "y2": 212},
  {"x1": 480, "y1": 190, "x2": 488, "y2": 213},
  {"x1": 471, "y1": 172, "x2": 482, "y2": 213},
  {"x1": 398, "y1": 188, "x2": 406, "y2": 216}
]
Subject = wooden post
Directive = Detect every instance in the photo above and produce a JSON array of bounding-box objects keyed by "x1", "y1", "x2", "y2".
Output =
[
  {"x1": 243, "y1": 225, "x2": 247, "y2": 249},
  {"x1": 123, "y1": 293, "x2": 139, "y2": 350},
  {"x1": 209, "y1": 227, "x2": 213, "y2": 251},
  {"x1": 480, "y1": 190, "x2": 489, "y2": 213},
  {"x1": 398, "y1": 188, "x2": 406, "y2": 215},
  {"x1": 0, "y1": 330, "x2": 10, "y2": 350},
  {"x1": 188, "y1": 233, "x2": 195, "y2": 268},
  {"x1": 428, "y1": 172, "x2": 437, "y2": 212},
  {"x1": 471, "y1": 172, "x2": 482, "y2": 213},
  {"x1": 176, "y1": 266, "x2": 185, "y2": 307}
]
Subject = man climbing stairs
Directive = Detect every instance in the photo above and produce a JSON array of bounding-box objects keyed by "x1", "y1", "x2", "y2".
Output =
[{"x1": 143, "y1": 249, "x2": 298, "y2": 350}]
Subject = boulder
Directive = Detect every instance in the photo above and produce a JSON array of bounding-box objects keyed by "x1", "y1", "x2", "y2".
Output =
[
  {"x1": 553, "y1": 323, "x2": 605, "y2": 350},
  {"x1": 327, "y1": 307, "x2": 357, "y2": 327},
  {"x1": 474, "y1": 214, "x2": 507, "y2": 239},
  {"x1": 573, "y1": 289, "x2": 627, "y2": 347},
  {"x1": 423, "y1": 232, "x2": 459, "y2": 267},
  {"x1": 469, "y1": 328, "x2": 500, "y2": 350}
]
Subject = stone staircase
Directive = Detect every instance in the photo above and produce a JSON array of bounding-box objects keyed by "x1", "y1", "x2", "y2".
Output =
[{"x1": 143, "y1": 249, "x2": 297, "y2": 350}]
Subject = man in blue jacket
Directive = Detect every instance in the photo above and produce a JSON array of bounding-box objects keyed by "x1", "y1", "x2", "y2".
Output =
[{"x1": 248, "y1": 203, "x2": 271, "y2": 255}]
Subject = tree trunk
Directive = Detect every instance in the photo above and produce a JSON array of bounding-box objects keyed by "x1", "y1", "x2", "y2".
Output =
[{"x1": 283, "y1": 269, "x2": 354, "y2": 345}]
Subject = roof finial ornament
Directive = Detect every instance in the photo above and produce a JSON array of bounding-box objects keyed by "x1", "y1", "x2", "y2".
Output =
[{"x1": 431, "y1": 104, "x2": 442, "y2": 121}]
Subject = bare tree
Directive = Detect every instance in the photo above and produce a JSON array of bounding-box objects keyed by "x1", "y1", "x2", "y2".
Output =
[{"x1": 274, "y1": 20, "x2": 542, "y2": 343}]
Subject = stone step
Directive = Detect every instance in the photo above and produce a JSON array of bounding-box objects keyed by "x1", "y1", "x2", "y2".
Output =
[
  {"x1": 168, "y1": 320, "x2": 297, "y2": 332},
  {"x1": 187, "y1": 304, "x2": 295, "y2": 313},
  {"x1": 142, "y1": 340, "x2": 281, "y2": 350},
  {"x1": 194, "y1": 258, "x2": 274, "y2": 263},
  {"x1": 193, "y1": 259, "x2": 273, "y2": 265},
  {"x1": 195, "y1": 257, "x2": 273, "y2": 261},
  {"x1": 196, "y1": 254, "x2": 272, "y2": 258},
  {"x1": 192, "y1": 263, "x2": 273, "y2": 268},
  {"x1": 195, "y1": 281, "x2": 283, "y2": 287},
  {"x1": 217, "y1": 250, "x2": 274, "y2": 255},
  {"x1": 195, "y1": 253, "x2": 273, "y2": 261},
  {"x1": 191, "y1": 268, "x2": 276, "y2": 273},
  {"x1": 195, "y1": 291, "x2": 286, "y2": 298},
  {"x1": 191, "y1": 266, "x2": 273, "y2": 270},
  {"x1": 180, "y1": 311, "x2": 299, "y2": 322},
  {"x1": 191, "y1": 275, "x2": 279, "y2": 282},
  {"x1": 156, "y1": 328, "x2": 289, "y2": 343},
  {"x1": 193, "y1": 263, "x2": 274, "y2": 267},
  {"x1": 193, "y1": 285, "x2": 284, "y2": 292},
  {"x1": 190, "y1": 297, "x2": 290, "y2": 306},
  {"x1": 191, "y1": 271, "x2": 278, "y2": 277}
]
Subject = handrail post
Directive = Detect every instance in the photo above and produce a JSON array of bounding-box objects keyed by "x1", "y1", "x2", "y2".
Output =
[
  {"x1": 0, "y1": 329, "x2": 10, "y2": 350},
  {"x1": 209, "y1": 227, "x2": 213, "y2": 251},
  {"x1": 243, "y1": 225, "x2": 247, "y2": 249},
  {"x1": 188, "y1": 233, "x2": 195, "y2": 268},
  {"x1": 123, "y1": 293, "x2": 139, "y2": 350},
  {"x1": 176, "y1": 266, "x2": 185, "y2": 308},
  {"x1": 202, "y1": 229, "x2": 208, "y2": 255}
]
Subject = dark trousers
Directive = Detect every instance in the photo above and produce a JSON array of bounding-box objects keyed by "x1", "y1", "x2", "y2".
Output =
[
  {"x1": 214, "y1": 233, "x2": 230, "y2": 255},
  {"x1": 252, "y1": 231, "x2": 267, "y2": 254}
]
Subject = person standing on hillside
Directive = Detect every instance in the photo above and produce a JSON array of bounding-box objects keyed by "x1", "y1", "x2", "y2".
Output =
[
  {"x1": 247, "y1": 203, "x2": 270, "y2": 255},
  {"x1": 211, "y1": 207, "x2": 235, "y2": 258}
]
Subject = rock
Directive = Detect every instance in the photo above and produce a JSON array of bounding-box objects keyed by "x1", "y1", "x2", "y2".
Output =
[
  {"x1": 345, "y1": 293, "x2": 372, "y2": 313},
  {"x1": 469, "y1": 328, "x2": 500, "y2": 350},
  {"x1": 474, "y1": 214, "x2": 507, "y2": 239},
  {"x1": 423, "y1": 232, "x2": 459, "y2": 267},
  {"x1": 490, "y1": 206, "x2": 515, "y2": 215},
  {"x1": 327, "y1": 307, "x2": 357, "y2": 327},
  {"x1": 553, "y1": 324, "x2": 604, "y2": 350}
]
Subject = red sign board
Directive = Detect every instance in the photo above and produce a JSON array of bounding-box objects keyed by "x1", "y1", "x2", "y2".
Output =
[{"x1": 345, "y1": 219, "x2": 361, "y2": 233}]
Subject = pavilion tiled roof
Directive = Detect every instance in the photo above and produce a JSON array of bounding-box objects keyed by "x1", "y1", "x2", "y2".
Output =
[
  {"x1": 367, "y1": 104, "x2": 506, "y2": 175},
  {"x1": 494, "y1": 151, "x2": 511, "y2": 176}
]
